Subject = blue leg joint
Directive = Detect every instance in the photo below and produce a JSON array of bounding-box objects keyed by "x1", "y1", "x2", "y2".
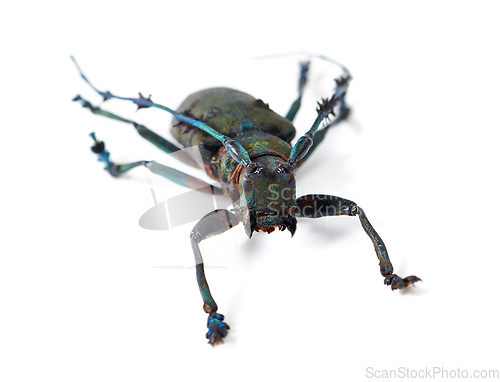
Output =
[{"x1": 206, "y1": 313, "x2": 230, "y2": 345}]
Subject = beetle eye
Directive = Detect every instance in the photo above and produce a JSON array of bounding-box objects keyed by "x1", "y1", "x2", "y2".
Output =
[
  {"x1": 247, "y1": 163, "x2": 262, "y2": 174},
  {"x1": 277, "y1": 164, "x2": 292, "y2": 174}
]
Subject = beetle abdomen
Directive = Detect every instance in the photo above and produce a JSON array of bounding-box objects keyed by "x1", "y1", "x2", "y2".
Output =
[{"x1": 171, "y1": 88, "x2": 296, "y2": 166}]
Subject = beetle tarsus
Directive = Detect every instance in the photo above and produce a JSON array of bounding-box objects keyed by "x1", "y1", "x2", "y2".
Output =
[
  {"x1": 89, "y1": 132, "x2": 111, "y2": 163},
  {"x1": 88, "y1": 133, "x2": 150, "y2": 177},
  {"x1": 206, "y1": 312, "x2": 230, "y2": 345},
  {"x1": 384, "y1": 274, "x2": 422, "y2": 290}
]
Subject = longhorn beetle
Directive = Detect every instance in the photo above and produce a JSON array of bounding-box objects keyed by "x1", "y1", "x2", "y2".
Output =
[{"x1": 72, "y1": 55, "x2": 421, "y2": 345}]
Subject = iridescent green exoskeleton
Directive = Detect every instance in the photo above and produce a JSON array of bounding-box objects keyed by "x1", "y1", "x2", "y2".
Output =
[{"x1": 72, "y1": 55, "x2": 421, "y2": 345}]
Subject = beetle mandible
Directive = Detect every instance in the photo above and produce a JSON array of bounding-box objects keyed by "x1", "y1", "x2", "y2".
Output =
[{"x1": 72, "y1": 55, "x2": 421, "y2": 345}]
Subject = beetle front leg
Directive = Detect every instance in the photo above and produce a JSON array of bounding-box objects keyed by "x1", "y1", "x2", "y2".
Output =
[
  {"x1": 355, "y1": 206, "x2": 421, "y2": 289},
  {"x1": 295, "y1": 195, "x2": 421, "y2": 290},
  {"x1": 190, "y1": 209, "x2": 240, "y2": 344}
]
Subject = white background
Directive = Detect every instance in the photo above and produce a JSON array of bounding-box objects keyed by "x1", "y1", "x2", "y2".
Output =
[{"x1": 1, "y1": 1, "x2": 500, "y2": 381}]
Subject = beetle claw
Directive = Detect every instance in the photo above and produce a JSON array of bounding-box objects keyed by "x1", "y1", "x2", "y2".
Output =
[
  {"x1": 384, "y1": 274, "x2": 421, "y2": 290},
  {"x1": 206, "y1": 312, "x2": 230, "y2": 345}
]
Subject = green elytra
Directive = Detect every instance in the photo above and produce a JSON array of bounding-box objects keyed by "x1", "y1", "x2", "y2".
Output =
[{"x1": 72, "y1": 55, "x2": 421, "y2": 345}]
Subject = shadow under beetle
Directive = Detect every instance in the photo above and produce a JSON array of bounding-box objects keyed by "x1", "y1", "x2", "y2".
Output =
[{"x1": 72, "y1": 55, "x2": 421, "y2": 345}]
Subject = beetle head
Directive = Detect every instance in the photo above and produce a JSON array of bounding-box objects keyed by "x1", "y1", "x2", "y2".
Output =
[{"x1": 239, "y1": 155, "x2": 297, "y2": 238}]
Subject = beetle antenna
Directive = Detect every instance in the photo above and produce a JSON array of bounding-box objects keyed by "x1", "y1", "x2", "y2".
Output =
[
  {"x1": 70, "y1": 56, "x2": 176, "y2": 112},
  {"x1": 71, "y1": 57, "x2": 252, "y2": 167},
  {"x1": 251, "y1": 51, "x2": 351, "y2": 79}
]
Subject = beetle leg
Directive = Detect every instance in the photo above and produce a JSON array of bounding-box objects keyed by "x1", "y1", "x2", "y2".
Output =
[
  {"x1": 88, "y1": 133, "x2": 223, "y2": 194},
  {"x1": 190, "y1": 209, "x2": 240, "y2": 344},
  {"x1": 285, "y1": 61, "x2": 310, "y2": 122},
  {"x1": 295, "y1": 194, "x2": 421, "y2": 290},
  {"x1": 73, "y1": 95, "x2": 199, "y2": 168}
]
